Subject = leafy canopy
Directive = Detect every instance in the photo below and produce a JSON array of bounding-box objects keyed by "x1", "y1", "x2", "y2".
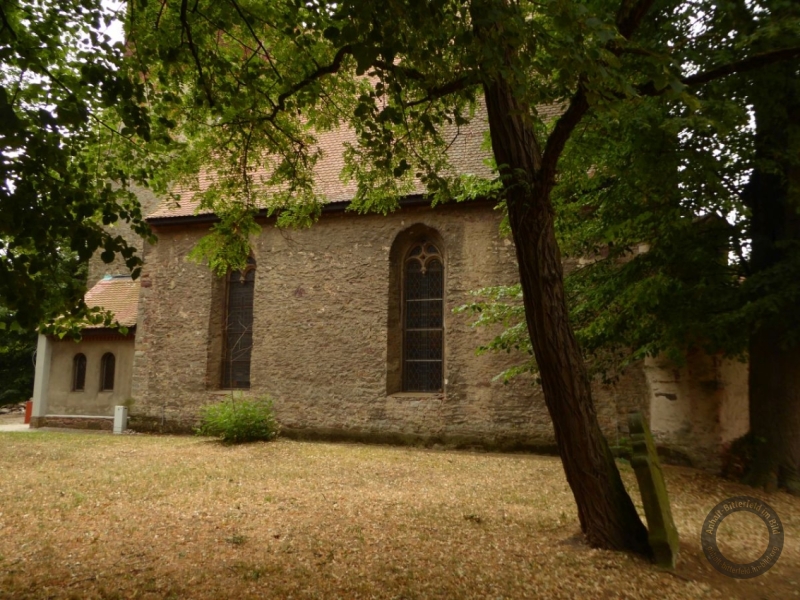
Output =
[
  {"x1": 125, "y1": 0, "x2": 799, "y2": 271},
  {"x1": 458, "y1": 0, "x2": 800, "y2": 379},
  {"x1": 0, "y1": 0, "x2": 158, "y2": 332}
]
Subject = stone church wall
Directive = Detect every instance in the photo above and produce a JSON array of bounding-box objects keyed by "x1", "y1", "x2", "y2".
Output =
[{"x1": 129, "y1": 200, "x2": 650, "y2": 449}]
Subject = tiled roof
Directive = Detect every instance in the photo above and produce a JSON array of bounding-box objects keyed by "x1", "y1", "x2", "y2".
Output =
[
  {"x1": 84, "y1": 276, "x2": 140, "y2": 328},
  {"x1": 147, "y1": 101, "x2": 564, "y2": 220}
]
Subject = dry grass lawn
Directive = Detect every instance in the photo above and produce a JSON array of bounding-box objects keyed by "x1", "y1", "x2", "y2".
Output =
[{"x1": 0, "y1": 431, "x2": 798, "y2": 599}]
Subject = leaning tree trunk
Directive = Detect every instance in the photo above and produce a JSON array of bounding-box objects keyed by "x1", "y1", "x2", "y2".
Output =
[
  {"x1": 742, "y1": 61, "x2": 800, "y2": 493},
  {"x1": 481, "y1": 76, "x2": 652, "y2": 555}
]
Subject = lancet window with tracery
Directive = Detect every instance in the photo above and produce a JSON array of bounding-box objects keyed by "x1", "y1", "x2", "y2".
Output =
[{"x1": 403, "y1": 242, "x2": 444, "y2": 392}]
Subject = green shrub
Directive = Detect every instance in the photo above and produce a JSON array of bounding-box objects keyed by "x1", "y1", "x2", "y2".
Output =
[{"x1": 196, "y1": 395, "x2": 280, "y2": 444}]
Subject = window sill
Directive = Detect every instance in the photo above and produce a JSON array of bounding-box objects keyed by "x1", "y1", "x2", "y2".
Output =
[{"x1": 388, "y1": 392, "x2": 446, "y2": 399}]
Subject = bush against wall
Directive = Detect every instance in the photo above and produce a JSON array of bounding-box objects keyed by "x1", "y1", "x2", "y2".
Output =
[{"x1": 196, "y1": 395, "x2": 280, "y2": 444}]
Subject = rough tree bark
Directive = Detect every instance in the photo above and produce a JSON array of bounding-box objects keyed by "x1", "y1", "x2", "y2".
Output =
[
  {"x1": 480, "y1": 74, "x2": 652, "y2": 554},
  {"x1": 742, "y1": 60, "x2": 800, "y2": 493},
  {"x1": 747, "y1": 325, "x2": 800, "y2": 493},
  {"x1": 468, "y1": 0, "x2": 653, "y2": 555}
]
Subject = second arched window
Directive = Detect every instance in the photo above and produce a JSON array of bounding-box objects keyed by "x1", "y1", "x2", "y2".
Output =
[
  {"x1": 100, "y1": 353, "x2": 115, "y2": 391},
  {"x1": 72, "y1": 354, "x2": 86, "y2": 391},
  {"x1": 223, "y1": 256, "x2": 255, "y2": 389},
  {"x1": 403, "y1": 242, "x2": 443, "y2": 392}
]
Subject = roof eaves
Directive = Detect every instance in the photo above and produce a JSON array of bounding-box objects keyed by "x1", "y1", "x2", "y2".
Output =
[{"x1": 146, "y1": 194, "x2": 485, "y2": 227}]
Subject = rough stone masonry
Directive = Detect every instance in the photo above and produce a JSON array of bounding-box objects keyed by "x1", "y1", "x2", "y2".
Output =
[{"x1": 126, "y1": 199, "x2": 650, "y2": 449}]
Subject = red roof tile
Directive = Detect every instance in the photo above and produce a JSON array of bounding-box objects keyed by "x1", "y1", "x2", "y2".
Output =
[
  {"x1": 148, "y1": 101, "x2": 564, "y2": 220},
  {"x1": 84, "y1": 276, "x2": 140, "y2": 328}
]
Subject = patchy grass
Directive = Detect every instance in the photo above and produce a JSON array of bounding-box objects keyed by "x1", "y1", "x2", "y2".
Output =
[{"x1": 0, "y1": 433, "x2": 798, "y2": 599}]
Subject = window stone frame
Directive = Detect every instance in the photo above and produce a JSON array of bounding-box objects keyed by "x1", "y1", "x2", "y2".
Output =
[
  {"x1": 221, "y1": 256, "x2": 256, "y2": 390},
  {"x1": 387, "y1": 224, "x2": 446, "y2": 395}
]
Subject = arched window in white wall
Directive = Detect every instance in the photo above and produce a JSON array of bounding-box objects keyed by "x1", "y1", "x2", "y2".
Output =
[
  {"x1": 403, "y1": 242, "x2": 444, "y2": 392},
  {"x1": 72, "y1": 353, "x2": 86, "y2": 391},
  {"x1": 100, "y1": 353, "x2": 115, "y2": 391}
]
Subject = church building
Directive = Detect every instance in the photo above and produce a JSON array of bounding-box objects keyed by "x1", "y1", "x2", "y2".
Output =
[{"x1": 30, "y1": 108, "x2": 749, "y2": 473}]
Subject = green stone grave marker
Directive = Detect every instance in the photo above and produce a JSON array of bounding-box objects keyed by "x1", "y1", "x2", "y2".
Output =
[{"x1": 628, "y1": 411, "x2": 680, "y2": 569}]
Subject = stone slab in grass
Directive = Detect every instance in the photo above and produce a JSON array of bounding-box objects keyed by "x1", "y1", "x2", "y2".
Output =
[{"x1": 629, "y1": 411, "x2": 680, "y2": 569}]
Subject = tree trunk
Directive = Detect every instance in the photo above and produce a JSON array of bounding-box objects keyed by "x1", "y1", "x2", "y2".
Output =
[
  {"x1": 481, "y1": 76, "x2": 652, "y2": 555},
  {"x1": 742, "y1": 61, "x2": 800, "y2": 493},
  {"x1": 746, "y1": 325, "x2": 800, "y2": 493}
]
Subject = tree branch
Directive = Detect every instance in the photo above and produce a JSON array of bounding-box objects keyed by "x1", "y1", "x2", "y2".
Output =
[
  {"x1": 542, "y1": 86, "x2": 590, "y2": 186},
  {"x1": 0, "y1": 4, "x2": 18, "y2": 40},
  {"x1": 404, "y1": 75, "x2": 475, "y2": 108},
  {"x1": 615, "y1": 0, "x2": 656, "y2": 40},
  {"x1": 372, "y1": 60, "x2": 427, "y2": 81},
  {"x1": 635, "y1": 46, "x2": 800, "y2": 96},
  {"x1": 180, "y1": 0, "x2": 214, "y2": 107},
  {"x1": 682, "y1": 46, "x2": 800, "y2": 87},
  {"x1": 540, "y1": 0, "x2": 655, "y2": 182},
  {"x1": 258, "y1": 45, "x2": 354, "y2": 123},
  {"x1": 226, "y1": 0, "x2": 283, "y2": 82},
  {"x1": 372, "y1": 60, "x2": 478, "y2": 107},
  {"x1": 154, "y1": 0, "x2": 168, "y2": 30}
]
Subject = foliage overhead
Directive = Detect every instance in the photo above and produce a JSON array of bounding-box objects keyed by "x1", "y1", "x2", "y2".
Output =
[
  {"x1": 455, "y1": 0, "x2": 800, "y2": 379},
  {"x1": 458, "y1": 93, "x2": 755, "y2": 379},
  {"x1": 124, "y1": 0, "x2": 799, "y2": 261},
  {"x1": 0, "y1": 0, "x2": 161, "y2": 332}
]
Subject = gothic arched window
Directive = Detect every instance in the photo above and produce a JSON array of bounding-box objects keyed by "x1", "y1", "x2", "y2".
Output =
[
  {"x1": 403, "y1": 242, "x2": 444, "y2": 392},
  {"x1": 100, "y1": 353, "x2": 115, "y2": 391},
  {"x1": 72, "y1": 353, "x2": 86, "y2": 391},
  {"x1": 223, "y1": 256, "x2": 256, "y2": 389}
]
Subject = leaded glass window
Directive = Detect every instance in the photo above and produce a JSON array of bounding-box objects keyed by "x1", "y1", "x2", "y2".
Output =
[
  {"x1": 72, "y1": 353, "x2": 86, "y2": 391},
  {"x1": 100, "y1": 353, "x2": 115, "y2": 391},
  {"x1": 223, "y1": 256, "x2": 255, "y2": 389},
  {"x1": 403, "y1": 242, "x2": 443, "y2": 392}
]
